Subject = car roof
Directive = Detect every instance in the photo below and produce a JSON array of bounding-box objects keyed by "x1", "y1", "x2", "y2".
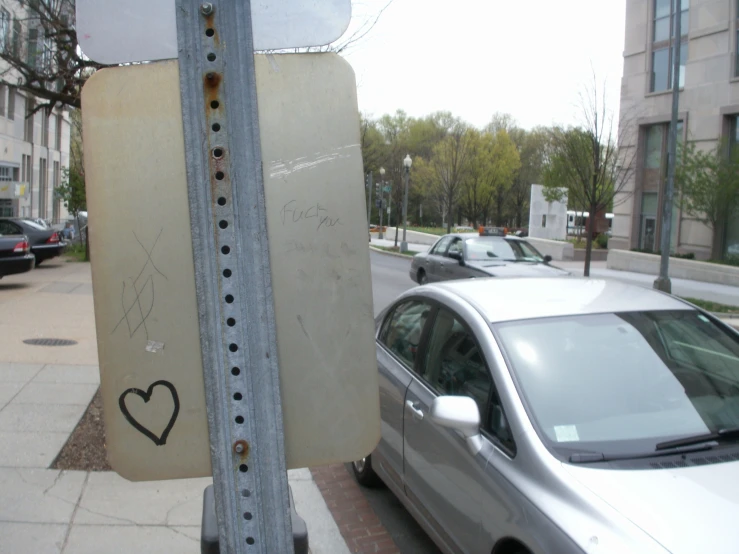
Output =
[
  {"x1": 424, "y1": 277, "x2": 692, "y2": 323},
  {"x1": 440, "y1": 233, "x2": 523, "y2": 241}
]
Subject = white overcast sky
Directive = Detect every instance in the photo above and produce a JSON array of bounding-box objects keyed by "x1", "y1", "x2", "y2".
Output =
[{"x1": 340, "y1": 0, "x2": 627, "y2": 130}]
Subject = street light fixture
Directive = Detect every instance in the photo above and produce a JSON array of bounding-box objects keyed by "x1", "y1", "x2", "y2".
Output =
[
  {"x1": 401, "y1": 154, "x2": 412, "y2": 253},
  {"x1": 378, "y1": 166, "x2": 386, "y2": 240}
]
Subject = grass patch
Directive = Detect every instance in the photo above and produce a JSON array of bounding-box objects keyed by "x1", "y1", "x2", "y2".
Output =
[
  {"x1": 64, "y1": 242, "x2": 88, "y2": 262},
  {"x1": 567, "y1": 238, "x2": 605, "y2": 249},
  {"x1": 373, "y1": 245, "x2": 418, "y2": 257},
  {"x1": 680, "y1": 297, "x2": 739, "y2": 314}
]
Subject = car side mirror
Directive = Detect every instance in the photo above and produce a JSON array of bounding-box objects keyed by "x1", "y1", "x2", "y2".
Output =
[
  {"x1": 448, "y1": 251, "x2": 464, "y2": 265},
  {"x1": 543, "y1": 254, "x2": 552, "y2": 264},
  {"x1": 429, "y1": 396, "x2": 483, "y2": 455}
]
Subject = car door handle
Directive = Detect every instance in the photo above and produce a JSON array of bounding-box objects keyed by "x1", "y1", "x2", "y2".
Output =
[{"x1": 405, "y1": 400, "x2": 424, "y2": 420}]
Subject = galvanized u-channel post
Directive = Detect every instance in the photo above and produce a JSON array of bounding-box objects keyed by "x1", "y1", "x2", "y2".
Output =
[{"x1": 175, "y1": 2, "x2": 294, "y2": 553}]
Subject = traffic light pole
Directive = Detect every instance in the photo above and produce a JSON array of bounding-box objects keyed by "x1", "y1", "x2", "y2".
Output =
[{"x1": 176, "y1": 2, "x2": 293, "y2": 553}]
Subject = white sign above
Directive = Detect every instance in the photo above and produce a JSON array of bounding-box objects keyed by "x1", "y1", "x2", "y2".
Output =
[{"x1": 77, "y1": 0, "x2": 352, "y2": 65}]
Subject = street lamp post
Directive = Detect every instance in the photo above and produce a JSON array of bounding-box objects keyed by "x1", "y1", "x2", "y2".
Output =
[
  {"x1": 378, "y1": 166, "x2": 386, "y2": 240},
  {"x1": 401, "y1": 154, "x2": 412, "y2": 252}
]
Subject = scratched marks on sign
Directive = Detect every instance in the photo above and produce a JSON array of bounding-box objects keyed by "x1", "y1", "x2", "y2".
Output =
[
  {"x1": 111, "y1": 229, "x2": 168, "y2": 340},
  {"x1": 280, "y1": 200, "x2": 342, "y2": 231},
  {"x1": 268, "y1": 145, "x2": 359, "y2": 180}
]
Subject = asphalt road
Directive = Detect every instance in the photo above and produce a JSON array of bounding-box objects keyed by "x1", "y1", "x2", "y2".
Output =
[{"x1": 364, "y1": 251, "x2": 443, "y2": 553}]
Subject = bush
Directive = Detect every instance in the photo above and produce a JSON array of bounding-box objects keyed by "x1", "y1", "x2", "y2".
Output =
[
  {"x1": 629, "y1": 248, "x2": 695, "y2": 259},
  {"x1": 595, "y1": 234, "x2": 608, "y2": 249}
]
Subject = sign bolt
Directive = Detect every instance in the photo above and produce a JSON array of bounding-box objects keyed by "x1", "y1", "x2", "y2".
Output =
[
  {"x1": 234, "y1": 441, "x2": 246, "y2": 454},
  {"x1": 200, "y1": 3, "x2": 213, "y2": 16}
]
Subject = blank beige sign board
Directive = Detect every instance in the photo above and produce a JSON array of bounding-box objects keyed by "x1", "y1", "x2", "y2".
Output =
[{"x1": 83, "y1": 54, "x2": 379, "y2": 481}]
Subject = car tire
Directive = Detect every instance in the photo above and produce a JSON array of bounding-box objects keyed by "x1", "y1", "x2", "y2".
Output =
[
  {"x1": 351, "y1": 455, "x2": 383, "y2": 488},
  {"x1": 417, "y1": 269, "x2": 428, "y2": 285}
]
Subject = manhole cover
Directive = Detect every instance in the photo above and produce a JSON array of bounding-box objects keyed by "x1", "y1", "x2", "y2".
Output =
[{"x1": 23, "y1": 338, "x2": 78, "y2": 347}]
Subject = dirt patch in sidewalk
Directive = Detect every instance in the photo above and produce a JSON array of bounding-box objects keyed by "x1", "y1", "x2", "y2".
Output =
[{"x1": 51, "y1": 388, "x2": 112, "y2": 471}]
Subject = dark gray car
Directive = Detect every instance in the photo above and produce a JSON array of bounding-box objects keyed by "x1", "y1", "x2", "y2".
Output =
[{"x1": 409, "y1": 233, "x2": 569, "y2": 284}]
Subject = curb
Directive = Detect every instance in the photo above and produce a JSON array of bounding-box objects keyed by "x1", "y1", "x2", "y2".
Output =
[{"x1": 369, "y1": 246, "x2": 414, "y2": 260}]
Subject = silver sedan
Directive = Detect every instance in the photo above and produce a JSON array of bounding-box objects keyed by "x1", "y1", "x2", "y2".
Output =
[
  {"x1": 409, "y1": 233, "x2": 569, "y2": 284},
  {"x1": 354, "y1": 277, "x2": 739, "y2": 553}
]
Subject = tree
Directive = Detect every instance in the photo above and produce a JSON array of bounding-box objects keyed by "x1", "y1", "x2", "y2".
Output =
[
  {"x1": 429, "y1": 122, "x2": 473, "y2": 233},
  {"x1": 55, "y1": 108, "x2": 87, "y2": 258},
  {"x1": 459, "y1": 129, "x2": 520, "y2": 228},
  {"x1": 0, "y1": 1, "x2": 108, "y2": 112},
  {"x1": 542, "y1": 81, "x2": 635, "y2": 276},
  {"x1": 676, "y1": 140, "x2": 739, "y2": 260}
]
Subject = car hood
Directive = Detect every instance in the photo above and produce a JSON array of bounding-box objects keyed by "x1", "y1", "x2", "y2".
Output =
[
  {"x1": 564, "y1": 460, "x2": 739, "y2": 553},
  {"x1": 466, "y1": 260, "x2": 569, "y2": 277}
]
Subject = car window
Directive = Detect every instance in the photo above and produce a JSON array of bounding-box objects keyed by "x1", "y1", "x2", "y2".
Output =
[
  {"x1": 423, "y1": 309, "x2": 492, "y2": 417},
  {"x1": 22, "y1": 219, "x2": 47, "y2": 230},
  {"x1": 464, "y1": 237, "x2": 543, "y2": 262},
  {"x1": 447, "y1": 238, "x2": 463, "y2": 257},
  {"x1": 430, "y1": 236, "x2": 453, "y2": 256},
  {"x1": 0, "y1": 221, "x2": 21, "y2": 236},
  {"x1": 380, "y1": 300, "x2": 432, "y2": 369}
]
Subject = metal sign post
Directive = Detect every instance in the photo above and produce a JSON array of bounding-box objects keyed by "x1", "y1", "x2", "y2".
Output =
[{"x1": 176, "y1": 1, "x2": 292, "y2": 552}]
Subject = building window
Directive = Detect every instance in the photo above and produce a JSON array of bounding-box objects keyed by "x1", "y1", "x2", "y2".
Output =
[
  {"x1": 40, "y1": 35, "x2": 52, "y2": 72},
  {"x1": 724, "y1": 116, "x2": 739, "y2": 256},
  {"x1": 41, "y1": 113, "x2": 48, "y2": 147},
  {"x1": 7, "y1": 87, "x2": 14, "y2": 121},
  {"x1": 651, "y1": 0, "x2": 689, "y2": 92},
  {"x1": 0, "y1": 167, "x2": 12, "y2": 181},
  {"x1": 0, "y1": 85, "x2": 6, "y2": 118},
  {"x1": 56, "y1": 113, "x2": 62, "y2": 150},
  {"x1": 11, "y1": 19, "x2": 20, "y2": 57},
  {"x1": 639, "y1": 122, "x2": 683, "y2": 251},
  {"x1": 38, "y1": 157, "x2": 47, "y2": 219},
  {"x1": 0, "y1": 9, "x2": 10, "y2": 51},
  {"x1": 24, "y1": 97, "x2": 34, "y2": 142},
  {"x1": 27, "y1": 28, "x2": 38, "y2": 68}
]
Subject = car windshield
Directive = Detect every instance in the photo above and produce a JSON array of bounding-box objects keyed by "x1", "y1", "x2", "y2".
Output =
[
  {"x1": 464, "y1": 237, "x2": 543, "y2": 262},
  {"x1": 495, "y1": 311, "x2": 739, "y2": 457}
]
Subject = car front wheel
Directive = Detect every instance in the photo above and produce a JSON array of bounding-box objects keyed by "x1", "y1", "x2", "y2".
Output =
[{"x1": 351, "y1": 455, "x2": 383, "y2": 488}]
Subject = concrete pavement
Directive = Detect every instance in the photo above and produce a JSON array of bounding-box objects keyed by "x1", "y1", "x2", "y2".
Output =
[{"x1": 0, "y1": 259, "x2": 350, "y2": 554}]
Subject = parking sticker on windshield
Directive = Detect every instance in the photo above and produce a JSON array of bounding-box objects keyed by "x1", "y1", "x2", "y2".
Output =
[{"x1": 554, "y1": 425, "x2": 580, "y2": 442}]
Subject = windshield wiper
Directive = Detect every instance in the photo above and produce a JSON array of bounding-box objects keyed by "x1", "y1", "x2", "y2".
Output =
[
  {"x1": 655, "y1": 427, "x2": 739, "y2": 451},
  {"x1": 570, "y1": 442, "x2": 715, "y2": 464}
]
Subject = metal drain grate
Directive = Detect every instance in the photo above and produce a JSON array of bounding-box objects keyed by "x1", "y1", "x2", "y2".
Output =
[{"x1": 23, "y1": 338, "x2": 78, "y2": 347}]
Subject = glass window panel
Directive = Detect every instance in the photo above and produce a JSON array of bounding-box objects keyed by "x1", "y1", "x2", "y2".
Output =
[
  {"x1": 652, "y1": 48, "x2": 670, "y2": 92},
  {"x1": 645, "y1": 125, "x2": 664, "y2": 169},
  {"x1": 641, "y1": 192, "x2": 659, "y2": 214},
  {"x1": 656, "y1": 0, "x2": 671, "y2": 19},
  {"x1": 679, "y1": 40, "x2": 688, "y2": 88},
  {"x1": 654, "y1": 16, "x2": 670, "y2": 42},
  {"x1": 680, "y1": 9, "x2": 689, "y2": 37}
]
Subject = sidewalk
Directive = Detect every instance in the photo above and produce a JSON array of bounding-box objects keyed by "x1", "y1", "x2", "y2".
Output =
[{"x1": 0, "y1": 260, "x2": 349, "y2": 554}]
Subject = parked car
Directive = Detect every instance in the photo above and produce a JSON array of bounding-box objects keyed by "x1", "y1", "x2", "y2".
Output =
[
  {"x1": 354, "y1": 277, "x2": 739, "y2": 553},
  {"x1": 0, "y1": 220, "x2": 34, "y2": 278},
  {"x1": 0, "y1": 218, "x2": 65, "y2": 265},
  {"x1": 409, "y1": 229, "x2": 568, "y2": 284}
]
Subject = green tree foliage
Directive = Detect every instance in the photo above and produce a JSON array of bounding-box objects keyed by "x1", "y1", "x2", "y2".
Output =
[{"x1": 676, "y1": 140, "x2": 739, "y2": 260}]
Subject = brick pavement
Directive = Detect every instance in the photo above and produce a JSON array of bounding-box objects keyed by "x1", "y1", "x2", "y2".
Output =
[{"x1": 311, "y1": 464, "x2": 400, "y2": 554}]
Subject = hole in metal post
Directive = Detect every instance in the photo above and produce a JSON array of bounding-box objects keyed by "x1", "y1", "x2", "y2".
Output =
[
  {"x1": 227, "y1": 317, "x2": 236, "y2": 327},
  {"x1": 241, "y1": 489, "x2": 251, "y2": 497},
  {"x1": 235, "y1": 416, "x2": 244, "y2": 424},
  {"x1": 234, "y1": 392, "x2": 243, "y2": 400},
  {"x1": 239, "y1": 464, "x2": 248, "y2": 472},
  {"x1": 206, "y1": 28, "x2": 215, "y2": 37},
  {"x1": 213, "y1": 148, "x2": 224, "y2": 159},
  {"x1": 207, "y1": 52, "x2": 216, "y2": 62},
  {"x1": 246, "y1": 537, "x2": 255, "y2": 545},
  {"x1": 212, "y1": 123, "x2": 221, "y2": 132},
  {"x1": 223, "y1": 268, "x2": 232, "y2": 277},
  {"x1": 215, "y1": 171, "x2": 225, "y2": 180},
  {"x1": 211, "y1": 100, "x2": 219, "y2": 109},
  {"x1": 217, "y1": 197, "x2": 227, "y2": 206},
  {"x1": 229, "y1": 343, "x2": 238, "y2": 352},
  {"x1": 225, "y1": 294, "x2": 234, "y2": 303},
  {"x1": 231, "y1": 367, "x2": 240, "y2": 376},
  {"x1": 219, "y1": 220, "x2": 228, "y2": 229},
  {"x1": 221, "y1": 245, "x2": 230, "y2": 255},
  {"x1": 243, "y1": 512, "x2": 252, "y2": 520}
]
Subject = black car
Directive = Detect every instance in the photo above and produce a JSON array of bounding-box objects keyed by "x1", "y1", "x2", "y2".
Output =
[
  {"x1": 0, "y1": 218, "x2": 66, "y2": 265},
  {"x1": 0, "y1": 220, "x2": 35, "y2": 278}
]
